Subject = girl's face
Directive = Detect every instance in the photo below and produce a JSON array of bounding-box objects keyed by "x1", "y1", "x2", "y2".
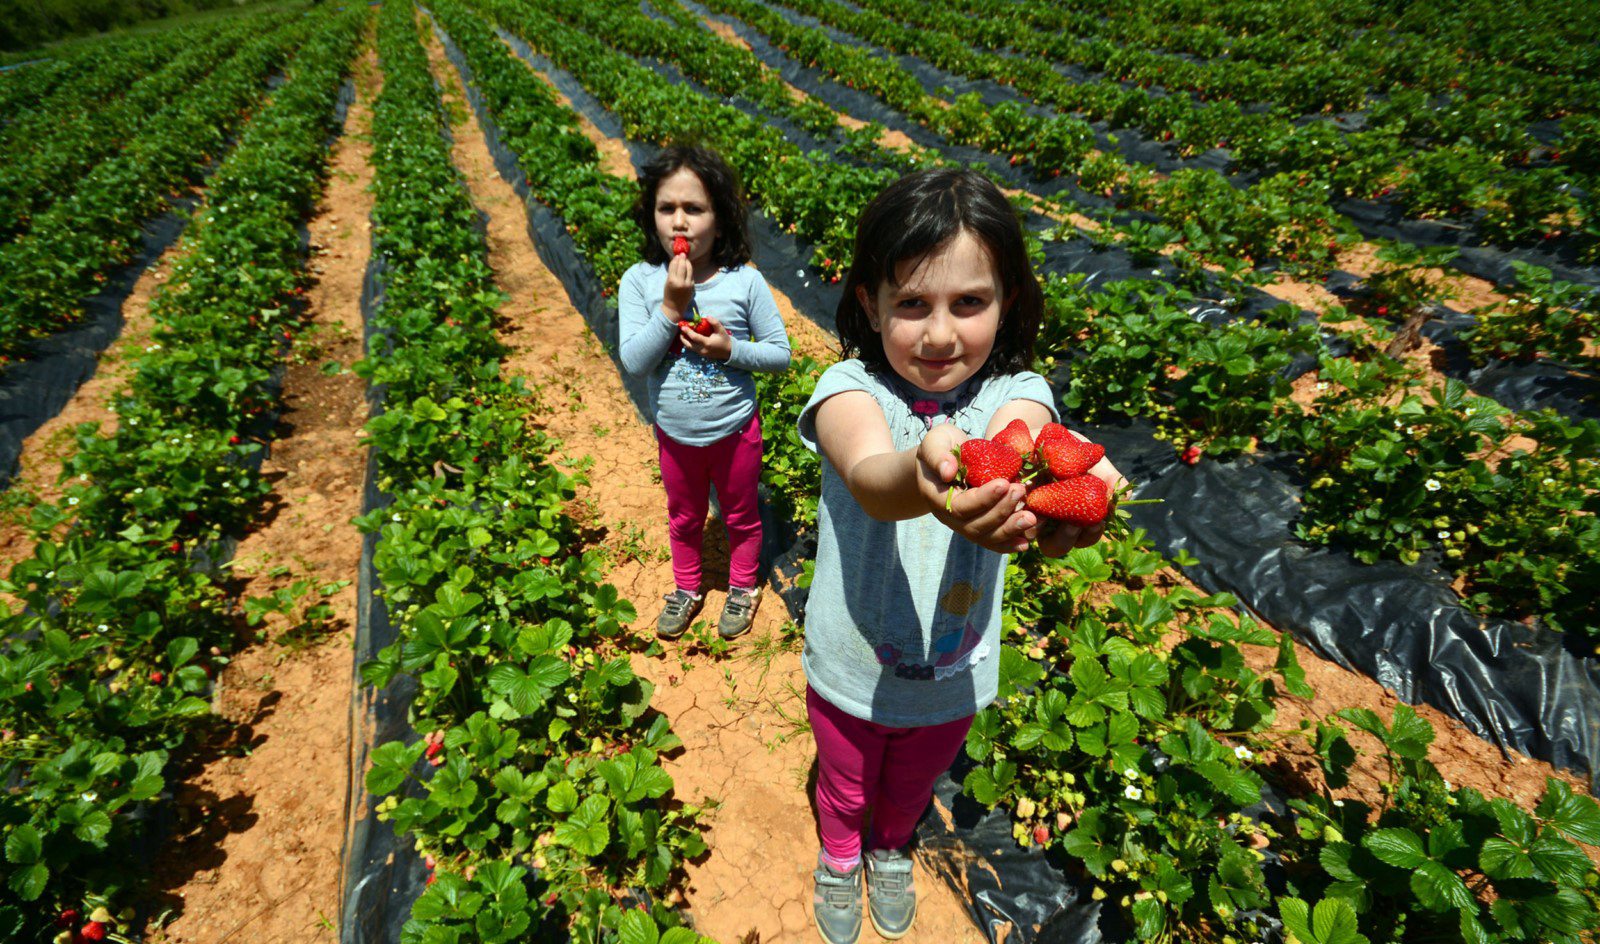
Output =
[
  {"x1": 654, "y1": 167, "x2": 718, "y2": 272},
  {"x1": 857, "y1": 229, "x2": 1008, "y2": 394}
]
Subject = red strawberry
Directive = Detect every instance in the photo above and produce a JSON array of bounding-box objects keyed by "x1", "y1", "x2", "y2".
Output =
[
  {"x1": 1025, "y1": 476, "x2": 1109, "y2": 527},
  {"x1": 1032, "y1": 824, "x2": 1051, "y2": 845},
  {"x1": 958, "y1": 439, "x2": 1023, "y2": 487},
  {"x1": 149, "y1": 670, "x2": 164, "y2": 684},
  {"x1": 81, "y1": 923, "x2": 106, "y2": 942},
  {"x1": 1376, "y1": 305, "x2": 1389, "y2": 316},
  {"x1": 1039, "y1": 437, "x2": 1105, "y2": 479},
  {"x1": 672, "y1": 235, "x2": 689, "y2": 256},
  {"x1": 425, "y1": 741, "x2": 442, "y2": 759},
  {"x1": 55, "y1": 910, "x2": 78, "y2": 929},
  {"x1": 677, "y1": 317, "x2": 714, "y2": 337},
  {"x1": 993, "y1": 418, "x2": 1034, "y2": 458},
  {"x1": 1181, "y1": 444, "x2": 1202, "y2": 465},
  {"x1": 1031, "y1": 422, "x2": 1072, "y2": 462}
]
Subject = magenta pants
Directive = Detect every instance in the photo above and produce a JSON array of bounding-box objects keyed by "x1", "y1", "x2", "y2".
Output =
[
  {"x1": 656, "y1": 414, "x2": 764, "y2": 593},
  {"x1": 808, "y1": 685, "x2": 973, "y2": 867}
]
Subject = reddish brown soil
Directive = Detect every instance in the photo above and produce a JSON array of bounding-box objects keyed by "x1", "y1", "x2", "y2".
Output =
[{"x1": 0, "y1": 19, "x2": 1585, "y2": 944}]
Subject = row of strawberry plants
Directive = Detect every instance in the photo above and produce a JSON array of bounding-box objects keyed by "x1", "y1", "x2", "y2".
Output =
[
  {"x1": 0, "y1": 23, "x2": 210, "y2": 163},
  {"x1": 693, "y1": 0, "x2": 1352, "y2": 277},
  {"x1": 900, "y1": 0, "x2": 1592, "y2": 143},
  {"x1": 761, "y1": 0, "x2": 1593, "y2": 256},
  {"x1": 0, "y1": 15, "x2": 261, "y2": 244},
  {"x1": 0, "y1": 8, "x2": 366, "y2": 940},
  {"x1": 1049, "y1": 268, "x2": 1600, "y2": 643},
  {"x1": 0, "y1": 10, "x2": 309, "y2": 365},
  {"x1": 967, "y1": 531, "x2": 1600, "y2": 942},
  {"x1": 350, "y1": 5, "x2": 708, "y2": 941}
]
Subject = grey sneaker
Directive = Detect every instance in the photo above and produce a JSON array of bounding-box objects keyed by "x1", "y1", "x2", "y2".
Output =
[
  {"x1": 717, "y1": 587, "x2": 760, "y2": 639},
  {"x1": 656, "y1": 590, "x2": 703, "y2": 639},
  {"x1": 812, "y1": 855, "x2": 862, "y2": 944},
  {"x1": 865, "y1": 847, "x2": 916, "y2": 939}
]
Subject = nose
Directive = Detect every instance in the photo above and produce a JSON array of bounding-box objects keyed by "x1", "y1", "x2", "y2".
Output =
[
  {"x1": 671, "y1": 208, "x2": 687, "y2": 230},
  {"x1": 923, "y1": 306, "x2": 957, "y2": 350}
]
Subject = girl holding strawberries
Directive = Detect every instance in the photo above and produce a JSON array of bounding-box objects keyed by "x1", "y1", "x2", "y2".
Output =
[{"x1": 798, "y1": 167, "x2": 1122, "y2": 942}]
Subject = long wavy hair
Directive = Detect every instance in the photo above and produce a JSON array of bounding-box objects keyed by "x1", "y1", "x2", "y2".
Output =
[{"x1": 631, "y1": 146, "x2": 752, "y2": 270}]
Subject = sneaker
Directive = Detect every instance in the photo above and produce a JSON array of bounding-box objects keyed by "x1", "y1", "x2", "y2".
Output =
[
  {"x1": 717, "y1": 586, "x2": 760, "y2": 639},
  {"x1": 812, "y1": 854, "x2": 863, "y2": 944},
  {"x1": 656, "y1": 590, "x2": 703, "y2": 639},
  {"x1": 865, "y1": 847, "x2": 916, "y2": 939}
]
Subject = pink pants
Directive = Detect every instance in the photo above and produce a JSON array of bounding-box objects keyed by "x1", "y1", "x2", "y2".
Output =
[
  {"x1": 808, "y1": 685, "x2": 973, "y2": 868},
  {"x1": 656, "y1": 414, "x2": 764, "y2": 593}
]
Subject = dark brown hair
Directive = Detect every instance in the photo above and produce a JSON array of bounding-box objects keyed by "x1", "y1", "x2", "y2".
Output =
[
  {"x1": 836, "y1": 167, "x2": 1042, "y2": 376},
  {"x1": 631, "y1": 146, "x2": 751, "y2": 269}
]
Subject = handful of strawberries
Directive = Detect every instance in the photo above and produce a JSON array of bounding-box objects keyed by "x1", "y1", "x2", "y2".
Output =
[{"x1": 953, "y1": 420, "x2": 1114, "y2": 527}]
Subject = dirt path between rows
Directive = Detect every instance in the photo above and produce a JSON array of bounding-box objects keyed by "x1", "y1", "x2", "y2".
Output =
[{"x1": 135, "y1": 43, "x2": 380, "y2": 944}]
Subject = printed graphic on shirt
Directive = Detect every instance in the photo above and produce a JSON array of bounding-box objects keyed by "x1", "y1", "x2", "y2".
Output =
[
  {"x1": 669, "y1": 355, "x2": 730, "y2": 402},
  {"x1": 870, "y1": 579, "x2": 992, "y2": 682}
]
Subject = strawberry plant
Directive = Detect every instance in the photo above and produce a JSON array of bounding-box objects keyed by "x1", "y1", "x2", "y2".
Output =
[
  {"x1": 1276, "y1": 705, "x2": 1600, "y2": 943},
  {"x1": 1462, "y1": 261, "x2": 1600, "y2": 367}
]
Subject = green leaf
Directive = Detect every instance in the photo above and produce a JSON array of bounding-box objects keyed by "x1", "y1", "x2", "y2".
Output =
[
  {"x1": 1410, "y1": 859, "x2": 1474, "y2": 912},
  {"x1": 1527, "y1": 833, "x2": 1593, "y2": 885},
  {"x1": 554, "y1": 794, "x2": 610, "y2": 856},
  {"x1": 4, "y1": 824, "x2": 42, "y2": 864},
  {"x1": 1364, "y1": 828, "x2": 1428, "y2": 869},
  {"x1": 1387, "y1": 704, "x2": 1435, "y2": 760},
  {"x1": 72, "y1": 811, "x2": 112, "y2": 844},
  {"x1": 617, "y1": 909, "x2": 660, "y2": 944},
  {"x1": 6, "y1": 862, "x2": 46, "y2": 900},
  {"x1": 546, "y1": 780, "x2": 579, "y2": 814},
  {"x1": 1536, "y1": 779, "x2": 1600, "y2": 845},
  {"x1": 1281, "y1": 896, "x2": 1370, "y2": 944},
  {"x1": 1479, "y1": 837, "x2": 1535, "y2": 880},
  {"x1": 166, "y1": 636, "x2": 199, "y2": 669}
]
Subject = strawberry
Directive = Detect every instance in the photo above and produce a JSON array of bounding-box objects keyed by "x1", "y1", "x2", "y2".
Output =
[
  {"x1": 1025, "y1": 476, "x2": 1109, "y2": 527},
  {"x1": 149, "y1": 670, "x2": 164, "y2": 684},
  {"x1": 1376, "y1": 305, "x2": 1389, "y2": 316},
  {"x1": 424, "y1": 741, "x2": 442, "y2": 760},
  {"x1": 1181, "y1": 444, "x2": 1202, "y2": 465},
  {"x1": 672, "y1": 235, "x2": 689, "y2": 256},
  {"x1": 958, "y1": 439, "x2": 1023, "y2": 487},
  {"x1": 81, "y1": 923, "x2": 106, "y2": 942},
  {"x1": 55, "y1": 910, "x2": 79, "y2": 929},
  {"x1": 1031, "y1": 422, "x2": 1072, "y2": 461},
  {"x1": 1032, "y1": 824, "x2": 1051, "y2": 845},
  {"x1": 1038, "y1": 436, "x2": 1105, "y2": 479},
  {"x1": 677, "y1": 316, "x2": 714, "y2": 336},
  {"x1": 993, "y1": 418, "x2": 1034, "y2": 458}
]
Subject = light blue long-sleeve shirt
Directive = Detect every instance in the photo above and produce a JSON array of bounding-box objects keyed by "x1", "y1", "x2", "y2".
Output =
[{"x1": 617, "y1": 261, "x2": 791, "y2": 446}]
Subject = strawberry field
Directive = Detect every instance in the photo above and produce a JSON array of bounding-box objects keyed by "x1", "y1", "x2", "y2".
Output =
[{"x1": 1, "y1": 1, "x2": 1598, "y2": 942}]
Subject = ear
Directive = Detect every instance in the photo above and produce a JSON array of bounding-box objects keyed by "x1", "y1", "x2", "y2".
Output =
[{"x1": 856, "y1": 284, "x2": 880, "y2": 331}]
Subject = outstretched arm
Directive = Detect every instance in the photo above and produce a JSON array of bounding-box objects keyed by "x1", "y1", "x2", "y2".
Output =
[{"x1": 814, "y1": 391, "x2": 1036, "y2": 553}]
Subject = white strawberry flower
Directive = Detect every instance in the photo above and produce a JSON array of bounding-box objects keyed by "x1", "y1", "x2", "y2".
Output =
[
  {"x1": 1425, "y1": 478, "x2": 1441, "y2": 491},
  {"x1": 1122, "y1": 767, "x2": 1138, "y2": 780},
  {"x1": 1124, "y1": 785, "x2": 1142, "y2": 801},
  {"x1": 1234, "y1": 745, "x2": 1253, "y2": 760}
]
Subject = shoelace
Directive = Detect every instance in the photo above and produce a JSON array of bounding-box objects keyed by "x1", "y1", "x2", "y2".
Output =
[
  {"x1": 662, "y1": 593, "x2": 697, "y2": 616},
  {"x1": 724, "y1": 594, "x2": 755, "y2": 618},
  {"x1": 870, "y1": 857, "x2": 911, "y2": 899},
  {"x1": 816, "y1": 867, "x2": 858, "y2": 908}
]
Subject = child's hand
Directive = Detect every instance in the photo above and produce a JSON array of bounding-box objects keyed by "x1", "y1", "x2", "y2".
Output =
[
  {"x1": 679, "y1": 316, "x2": 732, "y2": 360},
  {"x1": 662, "y1": 253, "x2": 695, "y2": 321},
  {"x1": 917, "y1": 424, "x2": 1033, "y2": 554}
]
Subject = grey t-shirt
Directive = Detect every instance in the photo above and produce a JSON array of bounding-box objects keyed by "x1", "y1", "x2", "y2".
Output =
[
  {"x1": 797, "y1": 360, "x2": 1058, "y2": 726},
  {"x1": 617, "y1": 262, "x2": 791, "y2": 446}
]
